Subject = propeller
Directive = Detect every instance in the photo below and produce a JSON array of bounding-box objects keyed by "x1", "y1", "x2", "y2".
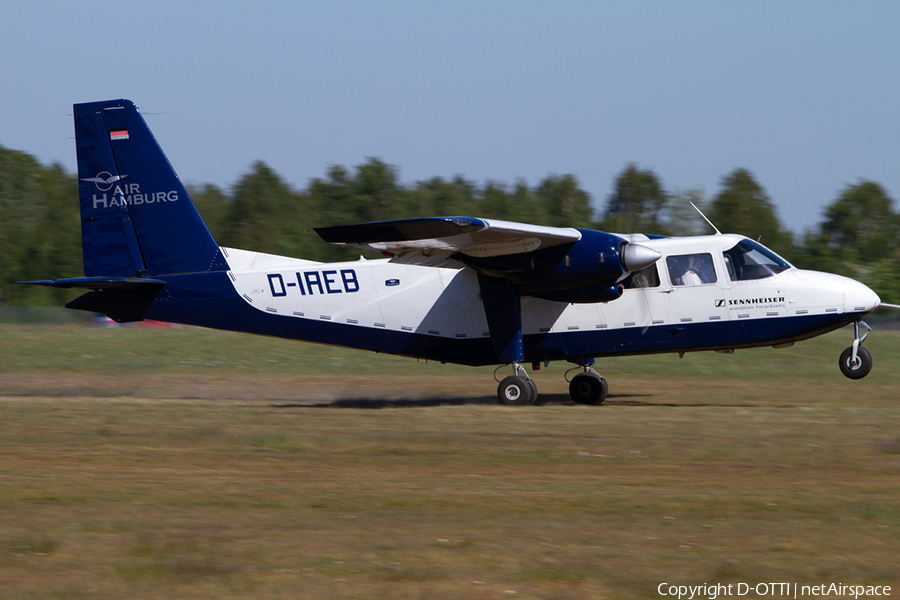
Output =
[{"x1": 621, "y1": 243, "x2": 661, "y2": 272}]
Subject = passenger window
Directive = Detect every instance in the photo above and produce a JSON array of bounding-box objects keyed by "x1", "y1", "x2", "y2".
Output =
[
  {"x1": 623, "y1": 264, "x2": 660, "y2": 289},
  {"x1": 666, "y1": 253, "x2": 717, "y2": 286}
]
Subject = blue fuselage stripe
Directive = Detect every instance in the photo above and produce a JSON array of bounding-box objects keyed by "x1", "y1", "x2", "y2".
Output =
[{"x1": 144, "y1": 272, "x2": 857, "y2": 366}]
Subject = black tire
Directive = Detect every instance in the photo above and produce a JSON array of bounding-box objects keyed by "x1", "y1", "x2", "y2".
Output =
[
  {"x1": 569, "y1": 372, "x2": 609, "y2": 405},
  {"x1": 525, "y1": 378, "x2": 538, "y2": 405},
  {"x1": 839, "y1": 346, "x2": 873, "y2": 379},
  {"x1": 497, "y1": 375, "x2": 532, "y2": 406}
]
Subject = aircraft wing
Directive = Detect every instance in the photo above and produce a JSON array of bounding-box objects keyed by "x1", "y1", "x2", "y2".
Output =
[{"x1": 314, "y1": 216, "x2": 582, "y2": 267}]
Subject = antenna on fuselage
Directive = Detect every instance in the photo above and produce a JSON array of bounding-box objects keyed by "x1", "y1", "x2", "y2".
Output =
[{"x1": 690, "y1": 202, "x2": 721, "y2": 235}]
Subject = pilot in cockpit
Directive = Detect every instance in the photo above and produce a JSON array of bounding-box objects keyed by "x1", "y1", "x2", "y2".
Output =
[{"x1": 682, "y1": 254, "x2": 716, "y2": 285}]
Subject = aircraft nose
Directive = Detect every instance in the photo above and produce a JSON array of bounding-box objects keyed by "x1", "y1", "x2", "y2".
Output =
[{"x1": 843, "y1": 278, "x2": 881, "y2": 314}]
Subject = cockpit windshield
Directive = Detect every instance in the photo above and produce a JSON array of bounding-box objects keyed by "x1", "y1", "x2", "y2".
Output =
[{"x1": 722, "y1": 239, "x2": 792, "y2": 281}]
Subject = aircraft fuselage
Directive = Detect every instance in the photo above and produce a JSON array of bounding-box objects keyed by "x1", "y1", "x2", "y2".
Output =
[{"x1": 142, "y1": 233, "x2": 878, "y2": 367}]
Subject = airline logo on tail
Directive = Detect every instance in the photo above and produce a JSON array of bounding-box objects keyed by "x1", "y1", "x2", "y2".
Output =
[
  {"x1": 81, "y1": 171, "x2": 179, "y2": 209},
  {"x1": 80, "y1": 171, "x2": 127, "y2": 192}
]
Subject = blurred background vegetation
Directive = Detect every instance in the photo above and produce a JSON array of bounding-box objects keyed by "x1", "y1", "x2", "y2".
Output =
[{"x1": 2, "y1": 143, "x2": 899, "y2": 306}]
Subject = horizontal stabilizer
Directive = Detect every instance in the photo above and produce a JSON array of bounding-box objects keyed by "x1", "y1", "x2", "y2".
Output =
[
  {"x1": 20, "y1": 277, "x2": 166, "y2": 323},
  {"x1": 19, "y1": 276, "x2": 166, "y2": 291}
]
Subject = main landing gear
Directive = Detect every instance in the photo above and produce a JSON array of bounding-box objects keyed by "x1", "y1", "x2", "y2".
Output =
[
  {"x1": 567, "y1": 359, "x2": 609, "y2": 405},
  {"x1": 494, "y1": 358, "x2": 609, "y2": 406},
  {"x1": 496, "y1": 364, "x2": 538, "y2": 406},
  {"x1": 839, "y1": 320, "x2": 874, "y2": 379}
]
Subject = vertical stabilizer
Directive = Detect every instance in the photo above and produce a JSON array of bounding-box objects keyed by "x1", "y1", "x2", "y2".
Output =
[{"x1": 74, "y1": 99, "x2": 226, "y2": 276}]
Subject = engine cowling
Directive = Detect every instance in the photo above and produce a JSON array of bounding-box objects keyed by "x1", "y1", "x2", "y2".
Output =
[
  {"x1": 534, "y1": 283, "x2": 625, "y2": 304},
  {"x1": 461, "y1": 228, "x2": 660, "y2": 304}
]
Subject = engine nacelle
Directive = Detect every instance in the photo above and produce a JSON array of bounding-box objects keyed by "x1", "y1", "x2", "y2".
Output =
[
  {"x1": 533, "y1": 283, "x2": 624, "y2": 304},
  {"x1": 461, "y1": 228, "x2": 660, "y2": 304},
  {"x1": 523, "y1": 229, "x2": 626, "y2": 302}
]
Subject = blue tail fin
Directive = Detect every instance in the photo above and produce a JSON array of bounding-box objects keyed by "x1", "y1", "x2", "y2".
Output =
[{"x1": 74, "y1": 99, "x2": 227, "y2": 276}]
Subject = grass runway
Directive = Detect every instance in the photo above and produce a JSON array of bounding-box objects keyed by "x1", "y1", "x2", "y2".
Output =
[{"x1": 0, "y1": 324, "x2": 898, "y2": 599}]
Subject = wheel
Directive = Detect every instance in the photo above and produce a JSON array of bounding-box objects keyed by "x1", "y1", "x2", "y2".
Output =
[
  {"x1": 525, "y1": 378, "x2": 538, "y2": 405},
  {"x1": 497, "y1": 375, "x2": 533, "y2": 406},
  {"x1": 569, "y1": 372, "x2": 609, "y2": 405},
  {"x1": 839, "y1": 346, "x2": 873, "y2": 379}
]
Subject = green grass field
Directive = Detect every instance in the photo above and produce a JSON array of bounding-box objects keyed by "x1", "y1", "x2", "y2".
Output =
[{"x1": 0, "y1": 324, "x2": 898, "y2": 599}]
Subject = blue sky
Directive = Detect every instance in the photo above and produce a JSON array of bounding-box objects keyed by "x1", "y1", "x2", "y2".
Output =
[{"x1": 2, "y1": 1, "x2": 898, "y2": 236}]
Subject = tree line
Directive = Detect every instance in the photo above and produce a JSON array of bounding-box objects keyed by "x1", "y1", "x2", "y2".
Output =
[{"x1": 1, "y1": 144, "x2": 898, "y2": 306}]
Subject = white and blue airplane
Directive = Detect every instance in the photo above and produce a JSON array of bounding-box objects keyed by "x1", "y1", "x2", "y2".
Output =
[{"x1": 24, "y1": 99, "x2": 889, "y2": 405}]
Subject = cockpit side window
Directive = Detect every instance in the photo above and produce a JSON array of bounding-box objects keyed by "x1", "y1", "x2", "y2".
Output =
[
  {"x1": 722, "y1": 239, "x2": 791, "y2": 281},
  {"x1": 666, "y1": 253, "x2": 717, "y2": 286},
  {"x1": 622, "y1": 264, "x2": 660, "y2": 289}
]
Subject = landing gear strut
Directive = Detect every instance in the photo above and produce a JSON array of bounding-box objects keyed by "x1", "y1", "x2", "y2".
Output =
[
  {"x1": 496, "y1": 364, "x2": 537, "y2": 406},
  {"x1": 567, "y1": 358, "x2": 609, "y2": 405},
  {"x1": 840, "y1": 320, "x2": 873, "y2": 379}
]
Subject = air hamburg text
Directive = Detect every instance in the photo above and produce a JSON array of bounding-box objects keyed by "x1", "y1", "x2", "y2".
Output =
[{"x1": 92, "y1": 183, "x2": 178, "y2": 209}]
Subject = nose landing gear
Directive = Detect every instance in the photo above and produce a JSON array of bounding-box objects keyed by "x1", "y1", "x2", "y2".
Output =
[{"x1": 840, "y1": 320, "x2": 873, "y2": 379}]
